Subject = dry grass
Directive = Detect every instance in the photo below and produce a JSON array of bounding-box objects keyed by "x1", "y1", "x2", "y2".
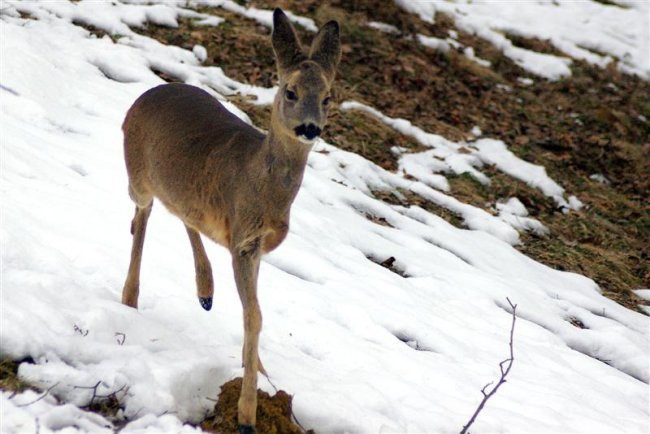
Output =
[{"x1": 0, "y1": 359, "x2": 34, "y2": 395}]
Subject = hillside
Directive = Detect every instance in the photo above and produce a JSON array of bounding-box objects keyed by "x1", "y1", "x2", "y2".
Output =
[{"x1": 1, "y1": 1, "x2": 648, "y2": 433}]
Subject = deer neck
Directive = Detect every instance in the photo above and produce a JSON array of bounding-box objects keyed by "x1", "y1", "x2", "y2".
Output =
[{"x1": 264, "y1": 103, "x2": 312, "y2": 182}]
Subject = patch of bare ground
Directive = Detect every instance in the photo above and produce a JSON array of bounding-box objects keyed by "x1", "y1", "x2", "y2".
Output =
[
  {"x1": 200, "y1": 378, "x2": 312, "y2": 434},
  {"x1": 0, "y1": 359, "x2": 35, "y2": 395},
  {"x1": 123, "y1": 1, "x2": 648, "y2": 311}
]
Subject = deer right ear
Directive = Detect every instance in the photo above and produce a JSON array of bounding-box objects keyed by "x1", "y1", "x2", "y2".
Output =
[
  {"x1": 272, "y1": 9, "x2": 305, "y2": 76},
  {"x1": 308, "y1": 20, "x2": 341, "y2": 81}
]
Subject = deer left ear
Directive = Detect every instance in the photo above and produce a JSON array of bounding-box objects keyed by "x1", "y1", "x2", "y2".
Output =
[{"x1": 308, "y1": 21, "x2": 341, "y2": 81}]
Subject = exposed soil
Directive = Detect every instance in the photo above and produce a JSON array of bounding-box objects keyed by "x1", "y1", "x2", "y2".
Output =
[
  {"x1": 200, "y1": 378, "x2": 312, "y2": 434},
  {"x1": 127, "y1": 0, "x2": 649, "y2": 312}
]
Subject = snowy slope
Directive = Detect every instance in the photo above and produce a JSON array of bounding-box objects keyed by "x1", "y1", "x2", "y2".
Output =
[
  {"x1": 396, "y1": 0, "x2": 650, "y2": 80},
  {"x1": 1, "y1": 1, "x2": 649, "y2": 433}
]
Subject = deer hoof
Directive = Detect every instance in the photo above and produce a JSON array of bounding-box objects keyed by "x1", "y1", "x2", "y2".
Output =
[
  {"x1": 238, "y1": 425, "x2": 254, "y2": 434},
  {"x1": 198, "y1": 296, "x2": 212, "y2": 311}
]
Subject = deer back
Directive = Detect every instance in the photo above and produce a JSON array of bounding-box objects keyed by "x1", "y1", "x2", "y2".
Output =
[{"x1": 123, "y1": 83, "x2": 268, "y2": 246}]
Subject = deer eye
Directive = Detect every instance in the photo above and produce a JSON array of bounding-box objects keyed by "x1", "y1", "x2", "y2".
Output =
[
  {"x1": 322, "y1": 96, "x2": 331, "y2": 106},
  {"x1": 285, "y1": 89, "x2": 298, "y2": 101}
]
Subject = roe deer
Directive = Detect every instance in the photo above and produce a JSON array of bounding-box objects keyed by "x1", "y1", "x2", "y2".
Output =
[{"x1": 120, "y1": 8, "x2": 341, "y2": 433}]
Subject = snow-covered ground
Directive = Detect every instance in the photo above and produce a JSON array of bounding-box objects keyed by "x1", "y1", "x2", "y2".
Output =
[
  {"x1": 1, "y1": 1, "x2": 648, "y2": 433},
  {"x1": 396, "y1": 0, "x2": 650, "y2": 80}
]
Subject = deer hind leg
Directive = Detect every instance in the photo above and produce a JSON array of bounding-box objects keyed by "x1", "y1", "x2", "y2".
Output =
[
  {"x1": 231, "y1": 236, "x2": 263, "y2": 431},
  {"x1": 185, "y1": 226, "x2": 214, "y2": 311},
  {"x1": 122, "y1": 200, "x2": 152, "y2": 309}
]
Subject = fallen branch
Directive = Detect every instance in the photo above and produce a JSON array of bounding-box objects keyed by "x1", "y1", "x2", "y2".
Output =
[
  {"x1": 73, "y1": 324, "x2": 89, "y2": 336},
  {"x1": 115, "y1": 332, "x2": 126, "y2": 345},
  {"x1": 460, "y1": 297, "x2": 517, "y2": 434},
  {"x1": 15, "y1": 382, "x2": 60, "y2": 407},
  {"x1": 74, "y1": 381, "x2": 128, "y2": 409}
]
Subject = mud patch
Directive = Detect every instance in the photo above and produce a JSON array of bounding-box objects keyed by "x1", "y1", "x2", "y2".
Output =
[{"x1": 200, "y1": 378, "x2": 313, "y2": 434}]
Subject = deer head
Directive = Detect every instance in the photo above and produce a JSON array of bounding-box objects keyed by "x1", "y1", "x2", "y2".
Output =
[{"x1": 271, "y1": 9, "x2": 341, "y2": 144}]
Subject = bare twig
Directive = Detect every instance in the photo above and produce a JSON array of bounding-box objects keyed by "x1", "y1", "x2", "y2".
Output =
[
  {"x1": 115, "y1": 332, "x2": 126, "y2": 345},
  {"x1": 460, "y1": 298, "x2": 517, "y2": 434},
  {"x1": 289, "y1": 402, "x2": 309, "y2": 434},
  {"x1": 261, "y1": 371, "x2": 279, "y2": 394},
  {"x1": 261, "y1": 372, "x2": 309, "y2": 433},
  {"x1": 73, "y1": 324, "x2": 89, "y2": 336},
  {"x1": 15, "y1": 382, "x2": 60, "y2": 407},
  {"x1": 74, "y1": 381, "x2": 102, "y2": 408},
  {"x1": 73, "y1": 381, "x2": 128, "y2": 409}
]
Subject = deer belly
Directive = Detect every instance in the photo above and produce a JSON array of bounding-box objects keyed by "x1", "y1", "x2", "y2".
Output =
[
  {"x1": 199, "y1": 213, "x2": 230, "y2": 247},
  {"x1": 157, "y1": 196, "x2": 230, "y2": 247}
]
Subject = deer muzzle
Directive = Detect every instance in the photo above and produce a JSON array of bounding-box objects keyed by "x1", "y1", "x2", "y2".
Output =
[{"x1": 294, "y1": 123, "x2": 321, "y2": 140}]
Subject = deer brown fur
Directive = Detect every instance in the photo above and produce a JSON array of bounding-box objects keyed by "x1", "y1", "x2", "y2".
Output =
[{"x1": 120, "y1": 8, "x2": 340, "y2": 432}]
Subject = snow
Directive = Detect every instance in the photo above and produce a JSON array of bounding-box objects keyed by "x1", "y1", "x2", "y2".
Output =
[
  {"x1": 202, "y1": 0, "x2": 317, "y2": 32},
  {"x1": 472, "y1": 139, "x2": 583, "y2": 211},
  {"x1": 394, "y1": 0, "x2": 436, "y2": 24},
  {"x1": 494, "y1": 198, "x2": 549, "y2": 237},
  {"x1": 396, "y1": 0, "x2": 650, "y2": 80},
  {"x1": 417, "y1": 33, "x2": 491, "y2": 69},
  {"x1": 417, "y1": 34, "x2": 455, "y2": 53},
  {"x1": 517, "y1": 77, "x2": 535, "y2": 86},
  {"x1": 2, "y1": 390, "x2": 114, "y2": 434},
  {"x1": 367, "y1": 21, "x2": 399, "y2": 35},
  {"x1": 341, "y1": 101, "x2": 583, "y2": 212},
  {"x1": 1, "y1": 2, "x2": 649, "y2": 433},
  {"x1": 192, "y1": 45, "x2": 207, "y2": 63},
  {"x1": 590, "y1": 173, "x2": 611, "y2": 185},
  {"x1": 2, "y1": 390, "x2": 201, "y2": 433},
  {"x1": 633, "y1": 290, "x2": 650, "y2": 302},
  {"x1": 463, "y1": 46, "x2": 491, "y2": 68}
]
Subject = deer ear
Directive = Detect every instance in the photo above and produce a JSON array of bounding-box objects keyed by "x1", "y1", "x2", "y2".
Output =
[
  {"x1": 309, "y1": 20, "x2": 341, "y2": 81},
  {"x1": 272, "y1": 9, "x2": 305, "y2": 75}
]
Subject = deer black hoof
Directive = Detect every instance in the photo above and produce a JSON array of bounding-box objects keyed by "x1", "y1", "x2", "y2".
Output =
[
  {"x1": 199, "y1": 296, "x2": 212, "y2": 311},
  {"x1": 238, "y1": 425, "x2": 254, "y2": 434}
]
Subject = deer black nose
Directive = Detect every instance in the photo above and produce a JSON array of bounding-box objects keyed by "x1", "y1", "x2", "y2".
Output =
[{"x1": 294, "y1": 123, "x2": 321, "y2": 140}]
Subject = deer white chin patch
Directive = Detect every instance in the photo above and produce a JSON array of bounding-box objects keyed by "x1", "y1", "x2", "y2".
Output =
[{"x1": 297, "y1": 136, "x2": 317, "y2": 145}]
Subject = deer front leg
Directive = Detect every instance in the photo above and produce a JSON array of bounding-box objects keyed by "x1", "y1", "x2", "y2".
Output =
[
  {"x1": 122, "y1": 203, "x2": 152, "y2": 308},
  {"x1": 231, "y1": 236, "x2": 263, "y2": 432},
  {"x1": 185, "y1": 226, "x2": 214, "y2": 311}
]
